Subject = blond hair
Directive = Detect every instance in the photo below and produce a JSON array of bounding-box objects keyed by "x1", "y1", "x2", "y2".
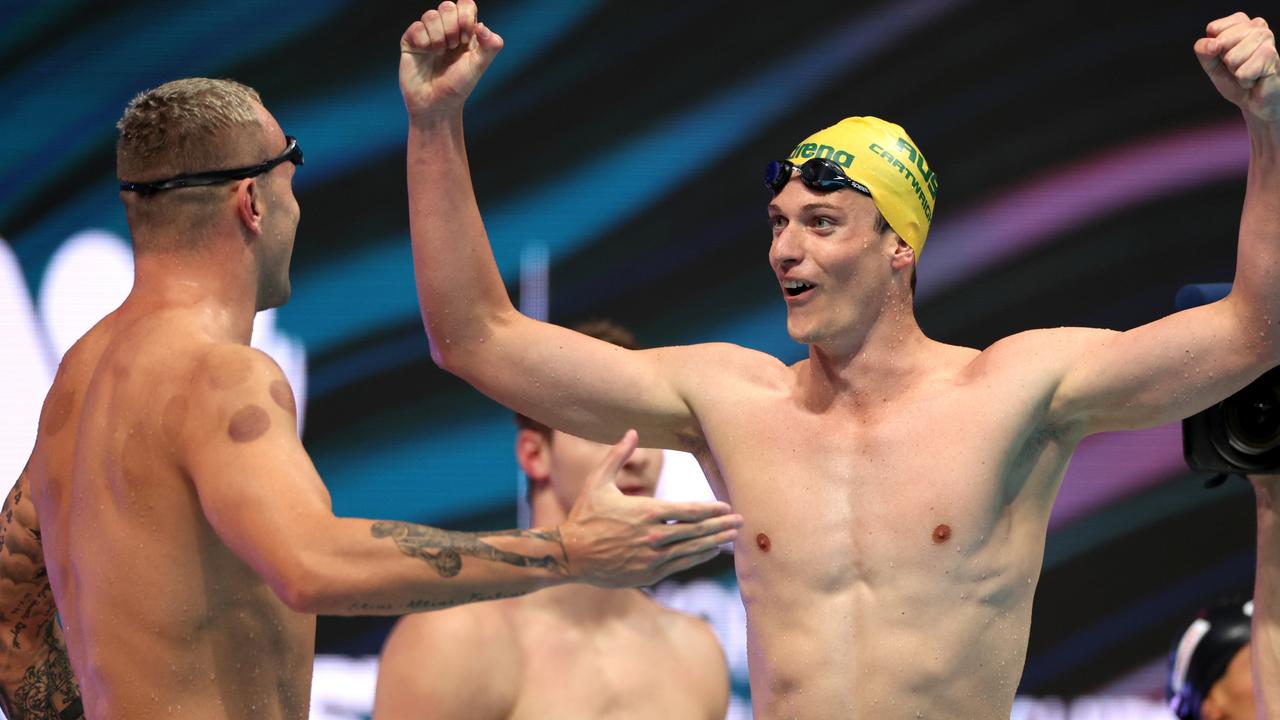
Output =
[{"x1": 116, "y1": 77, "x2": 265, "y2": 183}]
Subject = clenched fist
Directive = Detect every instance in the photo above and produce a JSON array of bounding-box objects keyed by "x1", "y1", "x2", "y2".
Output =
[{"x1": 400, "y1": 0, "x2": 504, "y2": 121}]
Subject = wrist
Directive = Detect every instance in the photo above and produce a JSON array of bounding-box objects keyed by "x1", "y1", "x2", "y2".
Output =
[
  {"x1": 1245, "y1": 113, "x2": 1280, "y2": 157},
  {"x1": 407, "y1": 106, "x2": 464, "y2": 134},
  {"x1": 551, "y1": 521, "x2": 583, "y2": 586}
]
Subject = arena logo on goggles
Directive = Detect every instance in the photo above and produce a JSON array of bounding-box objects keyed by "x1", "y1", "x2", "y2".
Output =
[{"x1": 869, "y1": 139, "x2": 936, "y2": 221}]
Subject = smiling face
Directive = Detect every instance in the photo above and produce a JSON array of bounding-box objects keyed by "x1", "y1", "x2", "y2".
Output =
[{"x1": 767, "y1": 175, "x2": 910, "y2": 348}]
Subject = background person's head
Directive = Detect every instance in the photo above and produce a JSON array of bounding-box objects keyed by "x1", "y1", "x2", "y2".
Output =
[
  {"x1": 1168, "y1": 598, "x2": 1254, "y2": 720},
  {"x1": 515, "y1": 320, "x2": 664, "y2": 523},
  {"x1": 116, "y1": 78, "x2": 301, "y2": 310}
]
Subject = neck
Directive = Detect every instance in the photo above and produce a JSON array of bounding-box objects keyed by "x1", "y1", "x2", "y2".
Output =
[
  {"x1": 127, "y1": 241, "x2": 258, "y2": 344},
  {"x1": 803, "y1": 299, "x2": 936, "y2": 406}
]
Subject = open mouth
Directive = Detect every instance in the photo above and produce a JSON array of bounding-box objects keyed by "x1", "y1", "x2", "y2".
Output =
[{"x1": 782, "y1": 279, "x2": 815, "y2": 298}]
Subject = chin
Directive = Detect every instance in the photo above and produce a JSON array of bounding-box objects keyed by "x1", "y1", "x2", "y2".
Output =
[
  {"x1": 785, "y1": 317, "x2": 822, "y2": 346},
  {"x1": 256, "y1": 287, "x2": 291, "y2": 312}
]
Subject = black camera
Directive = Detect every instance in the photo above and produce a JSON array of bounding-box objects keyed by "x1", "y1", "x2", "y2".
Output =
[{"x1": 1180, "y1": 283, "x2": 1280, "y2": 474}]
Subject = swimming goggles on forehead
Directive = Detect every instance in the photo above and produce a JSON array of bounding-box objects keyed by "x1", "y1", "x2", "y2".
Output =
[
  {"x1": 764, "y1": 157, "x2": 871, "y2": 197},
  {"x1": 119, "y1": 136, "x2": 304, "y2": 196}
]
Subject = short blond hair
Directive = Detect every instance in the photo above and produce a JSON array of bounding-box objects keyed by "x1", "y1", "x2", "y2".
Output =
[{"x1": 116, "y1": 78, "x2": 265, "y2": 183}]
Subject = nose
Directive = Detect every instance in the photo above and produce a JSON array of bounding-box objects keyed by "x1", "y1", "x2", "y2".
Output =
[
  {"x1": 770, "y1": 221, "x2": 803, "y2": 273},
  {"x1": 622, "y1": 446, "x2": 659, "y2": 473}
]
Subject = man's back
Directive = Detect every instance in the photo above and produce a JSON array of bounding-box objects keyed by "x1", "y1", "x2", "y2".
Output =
[
  {"x1": 28, "y1": 302, "x2": 313, "y2": 720},
  {"x1": 374, "y1": 587, "x2": 728, "y2": 720}
]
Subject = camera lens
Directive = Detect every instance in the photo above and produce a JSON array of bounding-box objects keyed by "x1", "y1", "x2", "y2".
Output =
[{"x1": 1224, "y1": 382, "x2": 1280, "y2": 455}]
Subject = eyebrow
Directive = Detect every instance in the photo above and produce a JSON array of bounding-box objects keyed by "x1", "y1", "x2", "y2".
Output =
[{"x1": 767, "y1": 202, "x2": 844, "y2": 214}]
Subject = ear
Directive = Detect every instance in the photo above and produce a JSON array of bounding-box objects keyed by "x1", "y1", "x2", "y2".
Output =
[
  {"x1": 889, "y1": 236, "x2": 915, "y2": 272},
  {"x1": 234, "y1": 178, "x2": 264, "y2": 237},
  {"x1": 515, "y1": 429, "x2": 552, "y2": 485}
]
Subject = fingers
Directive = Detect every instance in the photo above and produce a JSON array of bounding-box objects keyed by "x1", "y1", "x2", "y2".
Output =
[
  {"x1": 422, "y1": 8, "x2": 446, "y2": 49},
  {"x1": 588, "y1": 429, "x2": 639, "y2": 490},
  {"x1": 400, "y1": 21, "x2": 431, "y2": 53},
  {"x1": 656, "y1": 528, "x2": 739, "y2": 573},
  {"x1": 1196, "y1": 15, "x2": 1277, "y2": 96},
  {"x1": 1237, "y1": 47, "x2": 1279, "y2": 90},
  {"x1": 1207, "y1": 11, "x2": 1252, "y2": 38},
  {"x1": 458, "y1": 0, "x2": 477, "y2": 47},
  {"x1": 1194, "y1": 35, "x2": 1221, "y2": 70},
  {"x1": 655, "y1": 513, "x2": 743, "y2": 547},
  {"x1": 476, "y1": 21, "x2": 504, "y2": 56},
  {"x1": 650, "y1": 499, "x2": 735, "y2": 523},
  {"x1": 439, "y1": 2, "x2": 461, "y2": 49}
]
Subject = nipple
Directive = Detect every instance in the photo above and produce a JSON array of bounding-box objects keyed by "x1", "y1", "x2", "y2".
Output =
[
  {"x1": 932, "y1": 524, "x2": 951, "y2": 544},
  {"x1": 756, "y1": 533, "x2": 771, "y2": 552}
]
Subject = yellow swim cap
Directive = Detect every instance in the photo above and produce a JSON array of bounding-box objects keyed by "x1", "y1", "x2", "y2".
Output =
[{"x1": 785, "y1": 116, "x2": 937, "y2": 257}]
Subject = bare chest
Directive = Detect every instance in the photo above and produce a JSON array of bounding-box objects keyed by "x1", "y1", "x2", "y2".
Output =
[
  {"x1": 694, "y1": 381, "x2": 1063, "y2": 594},
  {"x1": 511, "y1": 621, "x2": 706, "y2": 719}
]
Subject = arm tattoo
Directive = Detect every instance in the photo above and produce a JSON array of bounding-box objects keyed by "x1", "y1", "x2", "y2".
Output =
[
  {"x1": 2, "y1": 621, "x2": 83, "y2": 720},
  {"x1": 370, "y1": 522, "x2": 568, "y2": 578},
  {"x1": 0, "y1": 472, "x2": 85, "y2": 719}
]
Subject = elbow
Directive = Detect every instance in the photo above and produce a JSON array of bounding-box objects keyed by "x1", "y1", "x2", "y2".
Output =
[
  {"x1": 271, "y1": 553, "x2": 338, "y2": 614},
  {"x1": 427, "y1": 336, "x2": 468, "y2": 376},
  {"x1": 425, "y1": 310, "x2": 517, "y2": 376}
]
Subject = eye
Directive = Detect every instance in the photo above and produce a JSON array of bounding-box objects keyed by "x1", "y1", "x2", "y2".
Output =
[
  {"x1": 813, "y1": 216, "x2": 835, "y2": 229},
  {"x1": 769, "y1": 215, "x2": 787, "y2": 231}
]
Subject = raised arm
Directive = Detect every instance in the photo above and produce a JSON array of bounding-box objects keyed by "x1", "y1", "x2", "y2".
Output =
[
  {"x1": 0, "y1": 470, "x2": 83, "y2": 720},
  {"x1": 1047, "y1": 14, "x2": 1280, "y2": 436},
  {"x1": 400, "y1": 1, "x2": 707, "y2": 448},
  {"x1": 1251, "y1": 475, "x2": 1280, "y2": 718},
  {"x1": 183, "y1": 346, "x2": 738, "y2": 616}
]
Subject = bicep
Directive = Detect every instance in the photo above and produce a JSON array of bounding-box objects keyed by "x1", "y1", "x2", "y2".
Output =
[
  {"x1": 1050, "y1": 297, "x2": 1275, "y2": 435},
  {"x1": 451, "y1": 314, "x2": 708, "y2": 448},
  {"x1": 182, "y1": 350, "x2": 333, "y2": 589}
]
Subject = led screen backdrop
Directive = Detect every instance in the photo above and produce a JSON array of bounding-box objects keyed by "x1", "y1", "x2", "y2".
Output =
[{"x1": 0, "y1": 0, "x2": 1269, "y2": 717}]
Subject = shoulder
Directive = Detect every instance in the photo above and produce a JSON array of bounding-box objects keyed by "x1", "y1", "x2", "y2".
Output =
[
  {"x1": 646, "y1": 602, "x2": 728, "y2": 672},
  {"x1": 376, "y1": 602, "x2": 521, "y2": 714},
  {"x1": 965, "y1": 327, "x2": 1116, "y2": 379},
  {"x1": 190, "y1": 344, "x2": 288, "y2": 392},
  {"x1": 652, "y1": 342, "x2": 792, "y2": 389},
  {"x1": 185, "y1": 344, "x2": 295, "y2": 418},
  {"x1": 382, "y1": 601, "x2": 517, "y2": 665}
]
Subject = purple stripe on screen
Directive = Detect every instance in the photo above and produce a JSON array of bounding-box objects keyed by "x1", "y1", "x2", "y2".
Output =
[
  {"x1": 918, "y1": 120, "x2": 1249, "y2": 301},
  {"x1": 1051, "y1": 423, "x2": 1185, "y2": 530}
]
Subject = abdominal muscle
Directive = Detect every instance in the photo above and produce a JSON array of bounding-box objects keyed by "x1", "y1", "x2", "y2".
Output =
[{"x1": 736, "y1": 535, "x2": 1041, "y2": 720}]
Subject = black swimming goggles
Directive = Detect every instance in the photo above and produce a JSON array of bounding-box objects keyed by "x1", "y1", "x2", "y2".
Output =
[
  {"x1": 764, "y1": 157, "x2": 871, "y2": 197},
  {"x1": 119, "y1": 136, "x2": 304, "y2": 196}
]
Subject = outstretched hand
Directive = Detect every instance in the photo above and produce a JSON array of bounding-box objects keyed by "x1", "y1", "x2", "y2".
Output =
[
  {"x1": 400, "y1": 0, "x2": 504, "y2": 121},
  {"x1": 1195, "y1": 13, "x2": 1279, "y2": 123},
  {"x1": 559, "y1": 430, "x2": 743, "y2": 588}
]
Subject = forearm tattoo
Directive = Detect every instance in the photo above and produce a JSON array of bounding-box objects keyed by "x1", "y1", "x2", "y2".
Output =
[{"x1": 370, "y1": 522, "x2": 568, "y2": 578}]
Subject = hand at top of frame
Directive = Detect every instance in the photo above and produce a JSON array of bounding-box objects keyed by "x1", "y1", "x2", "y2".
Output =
[
  {"x1": 559, "y1": 430, "x2": 743, "y2": 588},
  {"x1": 1195, "y1": 13, "x2": 1279, "y2": 123},
  {"x1": 400, "y1": 0, "x2": 503, "y2": 121}
]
